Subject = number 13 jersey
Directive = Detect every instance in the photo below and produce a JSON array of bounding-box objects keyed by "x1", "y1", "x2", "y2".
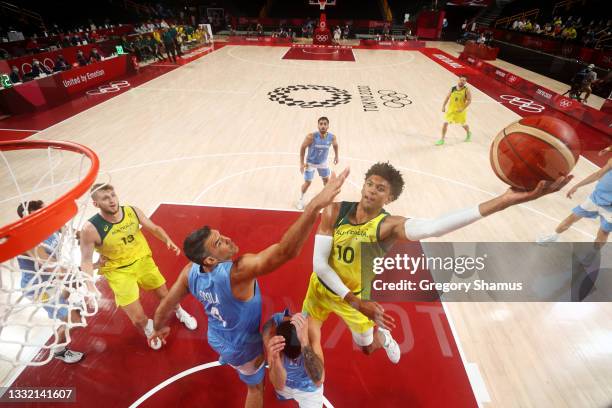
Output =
[{"x1": 89, "y1": 206, "x2": 152, "y2": 269}]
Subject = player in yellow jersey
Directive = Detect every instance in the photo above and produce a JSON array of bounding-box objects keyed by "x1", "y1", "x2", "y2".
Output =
[
  {"x1": 304, "y1": 162, "x2": 571, "y2": 364},
  {"x1": 436, "y1": 75, "x2": 472, "y2": 146},
  {"x1": 80, "y1": 184, "x2": 197, "y2": 349}
]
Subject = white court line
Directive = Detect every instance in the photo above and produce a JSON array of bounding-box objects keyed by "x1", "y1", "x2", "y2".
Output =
[
  {"x1": 132, "y1": 87, "x2": 249, "y2": 94},
  {"x1": 302, "y1": 49, "x2": 340, "y2": 55},
  {"x1": 227, "y1": 45, "x2": 415, "y2": 71},
  {"x1": 128, "y1": 361, "x2": 222, "y2": 408},
  {"x1": 157, "y1": 201, "x2": 301, "y2": 213},
  {"x1": 128, "y1": 360, "x2": 335, "y2": 408},
  {"x1": 193, "y1": 164, "x2": 296, "y2": 202},
  {"x1": 0, "y1": 128, "x2": 41, "y2": 132},
  {"x1": 441, "y1": 301, "x2": 486, "y2": 408}
]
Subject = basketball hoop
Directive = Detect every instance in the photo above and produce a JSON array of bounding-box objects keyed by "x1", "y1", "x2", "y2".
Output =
[
  {"x1": 0, "y1": 140, "x2": 100, "y2": 376},
  {"x1": 309, "y1": 0, "x2": 335, "y2": 10}
]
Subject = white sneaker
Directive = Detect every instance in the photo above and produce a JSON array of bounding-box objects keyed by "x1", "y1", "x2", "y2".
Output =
[
  {"x1": 379, "y1": 328, "x2": 401, "y2": 364},
  {"x1": 54, "y1": 348, "x2": 84, "y2": 363},
  {"x1": 296, "y1": 198, "x2": 305, "y2": 210},
  {"x1": 176, "y1": 307, "x2": 197, "y2": 330},
  {"x1": 145, "y1": 318, "x2": 162, "y2": 350},
  {"x1": 536, "y1": 233, "x2": 559, "y2": 244}
]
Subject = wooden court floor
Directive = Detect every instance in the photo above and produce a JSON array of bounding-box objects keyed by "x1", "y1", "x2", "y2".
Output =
[{"x1": 1, "y1": 43, "x2": 611, "y2": 407}]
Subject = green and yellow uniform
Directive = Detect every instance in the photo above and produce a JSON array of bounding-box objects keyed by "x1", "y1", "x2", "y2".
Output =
[
  {"x1": 89, "y1": 206, "x2": 165, "y2": 306},
  {"x1": 302, "y1": 202, "x2": 388, "y2": 334},
  {"x1": 445, "y1": 85, "x2": 468, "y2": 125}
]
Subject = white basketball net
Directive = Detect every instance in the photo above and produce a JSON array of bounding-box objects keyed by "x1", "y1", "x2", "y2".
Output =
[
  {"x1": 0, "y1": 145, "x2": 99, "y2": 384},
  {"x1": 319, "y1": 0, "x2": 327, "y2": 10}
]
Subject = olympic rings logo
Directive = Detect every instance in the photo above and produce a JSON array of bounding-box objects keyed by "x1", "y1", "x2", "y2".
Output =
[
  {"x1": 499, "y1": 95, "x2": 545, "y2": 113},
  {"x1": 377, "y1": 89, "x2": 412, "y2": 108},
  {"x1": 86, "y1": 80, "x2": 131, "y2": 96},
  {"x1": 558, "y1": 99, "x2": 573, "y2": 108},
  {"x1": 315, "y1": 34, "x2": 329, "y2": 42}
]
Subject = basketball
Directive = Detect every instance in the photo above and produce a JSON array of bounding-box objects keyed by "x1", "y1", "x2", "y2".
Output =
[{"x1": 490, "y1": 115, "x2": 580, "y2": 190}]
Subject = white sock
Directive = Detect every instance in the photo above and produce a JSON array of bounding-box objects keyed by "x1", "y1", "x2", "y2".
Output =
[
  {"x1": 145, "y1": 319, "x2": 154, "y2": 336},
  {"x1": 54, "y1": 346, "x2": 67, "y2": 355}
]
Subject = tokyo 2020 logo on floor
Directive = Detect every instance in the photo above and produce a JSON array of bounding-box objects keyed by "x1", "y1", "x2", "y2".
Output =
[{"x1": 268, "y1": 85, "x2": 352, "y2": 108}]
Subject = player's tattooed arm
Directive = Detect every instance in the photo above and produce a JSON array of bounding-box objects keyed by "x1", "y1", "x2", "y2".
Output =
[{"x1": 302, "y1": 345, "x2": 324, "y2": 385}]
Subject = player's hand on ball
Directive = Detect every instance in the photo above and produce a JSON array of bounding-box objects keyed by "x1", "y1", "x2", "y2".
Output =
[
  {"x1": 290, "y1": 313, "x2": 309, "y2": 347},
  {"x1": 358, "y1": 300, "x2": 396, "y2": 330},
  {"x1": 266, "y1": 335, "x2": 285, "y2": 361},
  {"x1": 503, "y1": 175, "x2": 574, "y2": 204}
]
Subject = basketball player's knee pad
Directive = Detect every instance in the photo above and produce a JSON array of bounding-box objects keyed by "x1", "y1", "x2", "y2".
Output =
[
  {"x1": 351, "y1": 328, "x2": 374, "y2": 347},
  {"x1": 236, "y1": 360, "x2": 265, "y2": 385}
]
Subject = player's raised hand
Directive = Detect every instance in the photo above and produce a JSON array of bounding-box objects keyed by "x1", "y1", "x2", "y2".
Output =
[
  {"x1": 358, "y1": 300, "x2": 396, "y2": 330},
  {"x1": 311, "y1": 167, "x2": 350, "y2": 209},
  {"x1": 502, "y1": 175, "x2": 574, "y2": 205},
  {"x1": 266, "y1": 335, "x2": 285, "y2": 361},
  {"x1": 290, "y1": 313, "x2": 309, "y2": 347}
]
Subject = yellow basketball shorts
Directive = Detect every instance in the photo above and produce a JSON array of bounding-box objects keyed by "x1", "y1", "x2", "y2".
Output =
[
  {"x1": 302, "y1": 273, "x2": 374, "y2": 334},
  {"x1": 445, "y1": 109, "x2": 467, "y2": 125},
  {"x1": 101, "y1": 255, "x2": 166, "y2": 307}
]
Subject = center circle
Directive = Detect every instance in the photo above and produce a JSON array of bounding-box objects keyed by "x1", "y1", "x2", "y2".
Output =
[{"x1": 267, "y1": 84, "x2": 352, "y2": 108}]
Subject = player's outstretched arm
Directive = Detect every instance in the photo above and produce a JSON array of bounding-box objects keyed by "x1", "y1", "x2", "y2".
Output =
[
  {"x1": 151, "y1": 264, "x2": 191, "y2": 343},
  {"x1": 133, "y1": 206, "x2": 180, "y2": 255},
  {"x1": 231, "y1": 168, "x2": 350, "y2": 286},
  {"x1": 566, "y1": 158, "x2": 612, "y2": 198},
  {"x1": 388, "y1": 175, "x2": 573, "y2": 241}
]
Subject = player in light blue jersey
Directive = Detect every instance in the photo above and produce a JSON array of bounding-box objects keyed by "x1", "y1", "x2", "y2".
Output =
[
  {"x1": 263, "y1": 310, "x2": 324, "y2": 408},
  {"x1": 538, "y1": 147, "x2": 612, "y2": 248},
  {"x1": 298, "y1": 117, "x2": 339, "y2": 210},
  {"x1": 151, "y1": 168, "x2": 348, "y2": 408}
]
